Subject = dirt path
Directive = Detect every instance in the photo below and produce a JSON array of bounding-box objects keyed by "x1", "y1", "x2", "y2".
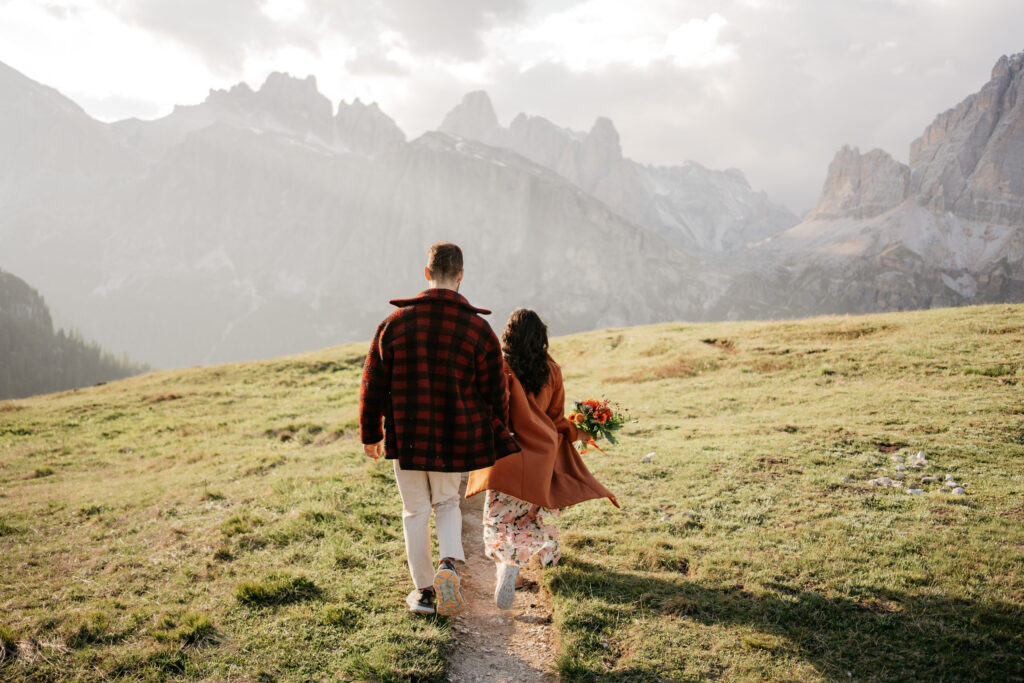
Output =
[{"x1": 446, "y1": 490, "x2": 558, "y2": 683}]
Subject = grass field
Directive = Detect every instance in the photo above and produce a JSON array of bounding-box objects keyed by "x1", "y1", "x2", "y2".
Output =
[{"x1": 2, "y1": 304, "x2": 1023, "y2": 681}]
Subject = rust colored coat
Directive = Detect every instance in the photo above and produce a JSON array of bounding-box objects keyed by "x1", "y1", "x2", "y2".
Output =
[{"x1": 466, "y1": 357, "x2": 618, "y2": 509}]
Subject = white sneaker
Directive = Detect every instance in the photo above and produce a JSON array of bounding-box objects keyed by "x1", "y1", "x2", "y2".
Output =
[
  {"x1": 495, "y1": 563, "x2": 518, "y2": 610},
  {"x1": 406, "y1": 588, "x2": 435, "y2": 614}
]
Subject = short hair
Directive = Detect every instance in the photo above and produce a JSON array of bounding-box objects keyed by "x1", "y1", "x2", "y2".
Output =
[{"x1": 426, "y1": 242, "x2": 463, "y2": 282}]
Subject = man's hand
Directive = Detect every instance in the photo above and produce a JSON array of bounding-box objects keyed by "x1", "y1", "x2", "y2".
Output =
[{"x1": 364, "y1": 442, "x2": 383, "y2": 462}]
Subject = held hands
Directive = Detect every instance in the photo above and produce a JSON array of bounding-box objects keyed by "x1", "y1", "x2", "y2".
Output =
[{"x1": 364, "y1": 442, "x2": 383, "y2": 462}]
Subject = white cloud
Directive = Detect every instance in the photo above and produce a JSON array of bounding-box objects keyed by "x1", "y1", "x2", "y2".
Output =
[
  {"x1": 260, "y1": 0, "x2": 308, "y2": 23},
  {"x1": 498, "y1": 2, "x2": 737, "y2": 72},
  {"x1": 664, "y1": 13, "x2": 737, "y2": 68},
  {"x1": 0, "y1": 0, "x2": 217, "y2": 118}
]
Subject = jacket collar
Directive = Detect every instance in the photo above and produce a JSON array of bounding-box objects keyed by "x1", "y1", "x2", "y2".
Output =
[{"x1": 389, "y1": 288, "x2": 491, "y2": 315}]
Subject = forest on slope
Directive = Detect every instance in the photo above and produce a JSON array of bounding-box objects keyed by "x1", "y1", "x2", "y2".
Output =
[{"x1": 0, "y1": 269, "x2": 149, "y2": 399}]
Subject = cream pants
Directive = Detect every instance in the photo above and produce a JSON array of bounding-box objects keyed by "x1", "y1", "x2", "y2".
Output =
[{"x1": 393, "y1": 460, "x2": 465, "y2": 589}]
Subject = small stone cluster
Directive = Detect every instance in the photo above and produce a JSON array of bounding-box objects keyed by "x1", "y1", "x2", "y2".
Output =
[{"x1": 851, "y1": 451, "x2": 968, "y2": 496}]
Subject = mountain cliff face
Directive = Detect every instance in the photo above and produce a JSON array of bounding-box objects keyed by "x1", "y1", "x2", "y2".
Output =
[
  {"x1": 439, "y1": 91, "x2": 800, "y2": 252},
  {"x1": 335, "y1": 98, "x2": 406, "y2": 155},
  {"x1": 739, "y1": 52, "x2": 1024, "y2": 319},
  {"x1": 911, "y1": 53, "x2": 1024, "y2": 224},
  {"x1": 803, "y1": 146, "x2": 910, "y2": 221}
]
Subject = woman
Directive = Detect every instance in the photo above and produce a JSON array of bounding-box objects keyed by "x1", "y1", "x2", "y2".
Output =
[{"x1": 466, "y1": 309, "x2": 618, "y2": 610}]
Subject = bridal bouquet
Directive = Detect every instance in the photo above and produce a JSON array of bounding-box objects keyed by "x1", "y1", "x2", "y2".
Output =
[{"x1": 568, "y1": 398, "x2": 629, "y2": 453}]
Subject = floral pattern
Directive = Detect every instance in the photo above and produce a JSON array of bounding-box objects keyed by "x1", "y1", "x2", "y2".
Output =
[{"x1": 483, "y1": 490, "x2": 561, "y2": 567}]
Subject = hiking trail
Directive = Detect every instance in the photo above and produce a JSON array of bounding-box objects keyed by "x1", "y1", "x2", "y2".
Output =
[{"x1": 446, "y1": 490, "x2": 558, "y2": 682}]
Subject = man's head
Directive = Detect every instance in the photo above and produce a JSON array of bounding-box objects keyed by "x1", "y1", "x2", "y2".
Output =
[{"x1": 425, "y1": 241, "x2": 464, "y2": 290}]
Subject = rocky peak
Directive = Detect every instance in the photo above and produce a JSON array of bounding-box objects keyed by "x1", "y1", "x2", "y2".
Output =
[
  {"x1": 576, "y1": 116, "x2": 624, "y2": 184},
  {"x1": 259, "y1": 72, "x2": 321, "y2": 99},
  {"x1": 585, "y1": 117, "x2": 622, "y2": 156},
  {"x1": 910, "y1": 51, "x2": 1024, "y2": 223},
  {"x1": 335, "y1": 98, "x2": 406, "y2": 155},
  {"x1": 805, "y1": 145, "x2": 910, "y2": 221},
  {"x1": 257, "y1": 72, "x2": 334, "y2": 137},
  {"x1": 204, "y1": 72, "x2": 334, "y2": 142},
  {"x1": 506, "y1": 113, "x2": 581, "y2": 179},
  {"x1": 438, "y1": 91, "x2": 504, "y2": 144}
]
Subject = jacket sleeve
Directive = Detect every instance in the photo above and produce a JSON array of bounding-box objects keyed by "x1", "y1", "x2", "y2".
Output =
[
  {"x1": 546, "y1": 361, "x2": 580, "y2": 443},
  {"x1": 476, "y1": 326, "x2": 510, "y2": 427},
  {"x1": 359, "y1": 321, "x2": 391, "y2": 445}
]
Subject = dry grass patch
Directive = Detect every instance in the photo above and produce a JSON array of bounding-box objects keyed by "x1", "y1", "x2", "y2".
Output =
[
  {"x1": 20, "y1": 466, "x2": 55, "y2": 480},
  {"x1": 701, "y1": 337, "x2": 738, "y2": 353},
  {"x1": 817, "y1": 322, "x2": 898, "y2": 340},
  {"x1": 142, "y1": 393, "x2": 184, "y2": 403},
  {"x1": 606, "y1": 355, "x2": 718, "y2": 382}
]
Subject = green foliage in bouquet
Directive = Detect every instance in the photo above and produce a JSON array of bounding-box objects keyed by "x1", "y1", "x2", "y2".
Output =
[{"x1": 568, "y1": 398, "x2": 629, "y2": 444}]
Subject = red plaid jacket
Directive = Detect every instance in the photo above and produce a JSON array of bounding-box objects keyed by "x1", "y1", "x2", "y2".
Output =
[{"x1": 359, "y1": 288, "x2": 520, "y2": 472}]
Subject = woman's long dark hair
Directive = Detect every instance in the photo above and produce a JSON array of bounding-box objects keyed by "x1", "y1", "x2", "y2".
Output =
[{"x1": 502, "y1": 308, "x2": 550, "y2": 395}]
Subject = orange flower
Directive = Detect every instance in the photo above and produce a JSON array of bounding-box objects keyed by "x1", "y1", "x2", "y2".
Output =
[
  {"x1": 596, "y1": 414, "x2": 608, "y2": 424},
  {"x1": 572, "y1": 413, "x2": 585, "y2": 424}
]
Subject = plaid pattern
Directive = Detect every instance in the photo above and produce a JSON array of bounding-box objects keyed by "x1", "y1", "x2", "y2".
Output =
[{"x1": 359, "y1": 288, "x2": 519, "y2": 472}]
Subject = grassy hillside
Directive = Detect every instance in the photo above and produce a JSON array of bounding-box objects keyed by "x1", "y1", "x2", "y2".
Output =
[{"x1": 1, "y1": 304, "x2": 1022, "y2": 681}]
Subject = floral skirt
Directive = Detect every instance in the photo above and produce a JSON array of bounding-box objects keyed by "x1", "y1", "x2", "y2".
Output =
[{"x1": 482, "y1": 490, "x2": 561, "y2": 567}]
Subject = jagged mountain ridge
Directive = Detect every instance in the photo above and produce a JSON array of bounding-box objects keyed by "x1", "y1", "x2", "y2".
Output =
[
  {"x1": 439, "y1": 91, "x2": 800, "y2": 252},
  {"x1": 1, "y1": 53, "x2": 1022, "y2": 368},
  {"x1": 0, "y1": 62, "x2": 704, "y2": 367},
  {"x1": 730, "y1": 52, "x2": 1024, "y2": 318},
  {"x1": 911, "y1": 53, "x2": 1024, "y2": 224},
  {"x1": 110, "y1": 73, "x2": 406, "y2": 161}
]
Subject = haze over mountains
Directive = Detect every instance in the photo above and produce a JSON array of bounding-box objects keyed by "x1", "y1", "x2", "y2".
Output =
[
  {"x1": 0, "y1": 268, "x2": 148, "y2": 398},
  {"x1": 439, "y1": 91, "x2": 799, "y2": 252},
  {"x1": 1, "y1": 52, "x2": 1021, "y2": 369}
]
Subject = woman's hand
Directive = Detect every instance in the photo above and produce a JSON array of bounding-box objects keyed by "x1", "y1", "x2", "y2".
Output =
[{"x1": 577, "y1": 429, "x2": 594, "y2": 443}]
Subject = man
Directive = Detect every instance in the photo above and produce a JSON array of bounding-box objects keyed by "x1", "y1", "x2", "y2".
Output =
[{"x1": 359, "y1": 242, "x2": 519, "y2": 616}]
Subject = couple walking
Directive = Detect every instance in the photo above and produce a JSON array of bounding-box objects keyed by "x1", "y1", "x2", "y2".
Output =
[{"x1": 359, "y1": 242, "x2": 618, "y2": 616}]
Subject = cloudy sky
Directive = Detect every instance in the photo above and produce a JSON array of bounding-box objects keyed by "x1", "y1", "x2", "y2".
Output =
[{"x1": 1, "y1": 0, "x2": 1022, "y2": 212}]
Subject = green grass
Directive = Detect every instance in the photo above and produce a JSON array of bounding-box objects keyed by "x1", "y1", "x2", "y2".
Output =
[
  {"x1": 1, "y1": 304, "x2": 1023, "y2": 680},
  {"x1": 150, "y1": 611, "x2": 217, "y2": 647},
  {"x1": 0, "y1": 624, "x2": 19, "y2": 662},
  {"x1": 543, "y1": 304, "x2": 1024, "y2": 681},
  {"x1": 0, "y1": 344, "x2": 449, "y2": 681},
  {"x1": 235, "y1": 574, "x2": 321, "y2": 607}
]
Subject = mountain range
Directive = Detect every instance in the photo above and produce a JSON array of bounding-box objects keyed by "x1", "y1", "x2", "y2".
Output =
[{"x1": 0, "y1": 52, "x2": 1021, "y2": 369}]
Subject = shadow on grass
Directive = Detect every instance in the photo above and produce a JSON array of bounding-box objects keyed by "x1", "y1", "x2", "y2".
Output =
[{"x1": 548, "y1": 558, "x2": 1024, "y2": 681}]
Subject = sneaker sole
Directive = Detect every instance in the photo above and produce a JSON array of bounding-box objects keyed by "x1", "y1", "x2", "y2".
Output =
[
  {"x1": 495, "y1": 564, "x2": 518, "y2": 610},
  {"x1": 408, "y1": 604, "x2": 435, "y2": 615},
  {"x1": 433, "y1": 567, "x2": 465, "y2": 616}
]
